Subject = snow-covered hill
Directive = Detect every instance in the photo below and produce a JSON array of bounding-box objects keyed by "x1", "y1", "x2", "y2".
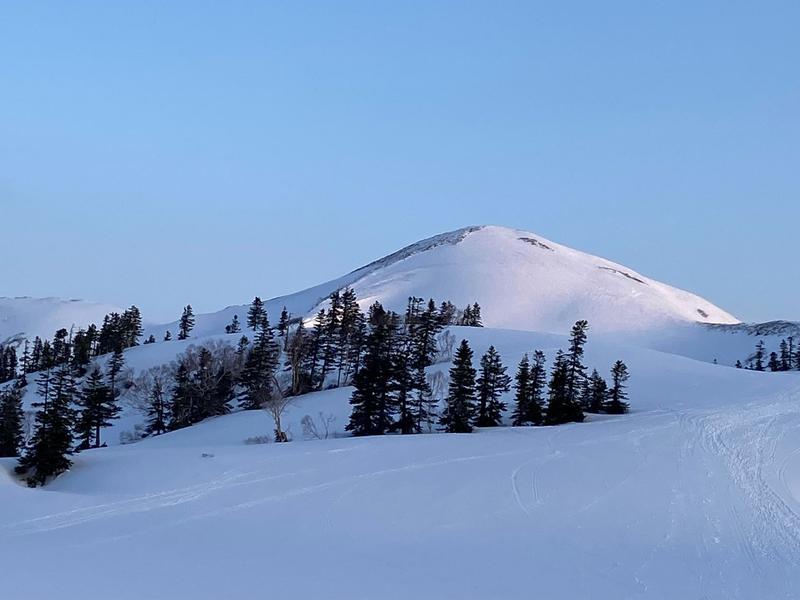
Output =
[
  {"x1": 147, "y1": 225, "x2": 738, "y2": 341},
  {"x1": 2, "y1": 325, "x2": 799, "y2": 599},
  {"x1": 0, "y1": 296, "x2": 123, "y2": 344}
]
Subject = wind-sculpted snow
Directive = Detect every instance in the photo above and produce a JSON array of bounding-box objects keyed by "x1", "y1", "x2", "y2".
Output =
[{"x1": 2, "y1": 327, "x2": 800, "y2": 599}]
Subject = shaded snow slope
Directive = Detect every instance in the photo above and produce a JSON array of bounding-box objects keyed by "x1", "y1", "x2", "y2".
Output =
[
  {"x1": 0, "y1": 296, "x2": 124, "y2": 344},
  {"x1": 1, "y1": 325, "x2": 799, "y2": 599},
  {"x1": 147, "y1": 225, "x2": 738, "y2": 341}
]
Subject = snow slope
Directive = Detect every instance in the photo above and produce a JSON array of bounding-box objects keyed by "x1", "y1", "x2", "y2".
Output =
[
  {"x1": 0, "y1": 296, "x2": 123, "y2": 344},
  {"x1": 146, "y1": 225, "x2": 739, "y2": 340},
  {"x1": 2, "y1": 326, "x2": 800, "y2": 599}
]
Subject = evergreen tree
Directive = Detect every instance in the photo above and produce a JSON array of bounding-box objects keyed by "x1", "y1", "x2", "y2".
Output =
[
  {"x1": 511, "y1": 351, "x2": 547, "y2": 426},
  {"x1": 545, "y1": 350, "x2": 585, "y2": 425},
  {"x1": 605, "y1": 360, "x2": 631, "y2": 414},
  {"x1": 75, "y1": 367, "x2": 119, "y2": 449},
  {"x1": 469, "y1": 302, "x2": 483, "y2": 327},
  {"x1": 240, "y1": 319, "x2": 279, "y2": 410},
  {"x1": 585, "y1": 369, "x2": 608, "y2": 413},
  {"x1": 735, "y1": 360, "x2": 743, "y2": 369},
  {"x1": 247, "y1": 297, "x2": 266, "y2": 331},
  {"x1": 511, "y1": 354, "x2": 531, "y2": 426},
  {"x1": 168, "y1": 360, "x2": 195, "y2": 429},
  {"x1": 317, "y1": 291, "x2": 343, "y2": 390},
  {"x1": 389, "y1": 322, "x2": 417, "y2": 435},
  {"x1": 285, "y1": 321, "x2": 309, "y2": 395},
  {"x1": 473, "y1": 346, "x2": 510, "y2": 427},
  {"x1": 16, "y1": 365, "x2": 76, "y2": 486},
  {"x1": 565, "y1": 320, "x2": 589, "y2": 407},
  {"x1": 779, "y1": 339, "x2": 791, "y2": 371},
  {"x1": 178, "y1": 305, "x2": 195, "y2": 340},
  {"x1": 303, "y1": 309, "x2": 326, "y2": 389},
  {"x1": 20, "y1": 340, "x2": 31, "y2": 374},
  {"x1": 145, "y1": 375, "x2": 170, "y2": 436},
  {"x1": 437, "y1": 301, "x2": 457, "y2": 326},
  {"x1": 225, "y1": 314, "x2": 242, "y2": 334},
  {"x1": 439, "y1": 339, "x2": 477, "y2": 433},
  {"x1": 0, "y1": 380, "x2": 25, "y2": 457},
  {"x1": 106, "y1": 347, "x2": 125, "y2": 400},
  {"x1": 768, "y1": 351, "x2": 781, "y2": 372},
  {"x1": 347, "y1": 303, "x2": 397, "y2": 436},
  {"x1": 121, "y1": 306, "x2": 143, "y2": 347},
  {"x1": 278, "y1": 307, "x2": 290, "y2": 339},
  {"x1": 753, "y1": 340, "x2": 766, "y2": 371}
]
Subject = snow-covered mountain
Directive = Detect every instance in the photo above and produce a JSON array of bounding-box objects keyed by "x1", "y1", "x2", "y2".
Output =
[
  {"x1": 149, "y1": 225, "x2": 739, "y2": 340},
  {"x1": 2, "y1": 226, "x2": 800, "y2": 599},
  {"x1": 0, "y1": 297, "x2": 123, "y2": 344}
]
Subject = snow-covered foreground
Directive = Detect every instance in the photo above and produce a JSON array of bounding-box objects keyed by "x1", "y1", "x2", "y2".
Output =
[{"x1": 2, "y1": 333, "x2": 800, "y2": 599}]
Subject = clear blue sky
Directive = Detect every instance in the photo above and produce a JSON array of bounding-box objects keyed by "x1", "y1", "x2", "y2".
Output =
[{"x1": 1, "y1": 1, "x2": 798, "y2": 323}]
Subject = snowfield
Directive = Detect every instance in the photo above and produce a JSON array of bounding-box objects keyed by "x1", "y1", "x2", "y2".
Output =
[
  {"x1": 145, "y1": 225, "x2": 739, "y2": 341},
  {"x1": 0, "y1": 297, "x2": 124, "y2": 344},
  {"x1": 2, "y1": 326, "x2": 800, "y2": 599},
  {"x1": 2, "y1": 226, "x2": 799, "y2": 599}
]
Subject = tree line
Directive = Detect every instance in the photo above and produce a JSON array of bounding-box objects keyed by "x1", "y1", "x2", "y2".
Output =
[
  {"x1": 347, "y1": 318, "x2": 630, "y2": 436},
  {"x1": 736, "y1": 337, "x2": 800, "y2": 372},
  {"x1": 0, "y1": 290, "x2": 486, "y2": 486}
]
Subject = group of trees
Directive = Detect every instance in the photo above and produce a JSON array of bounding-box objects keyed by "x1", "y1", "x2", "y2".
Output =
[
  {"x1": 6, "y1": 356, "x2": 124, "y2": 486},
  {"x1": 347, "y1": 318, "x2": 631, "y2": 437},
  {"x1": 737, "y1": 337, "x2": 800, "y2": 372},
  {"x1": 0, "y1": 306, "x2": 144, "y2": 383},
  {"x1": 1, "y1": 288, "x2": 634, "y2": 487},
  {"x1": 439, "y1": 320, "x2": 630, "y2": 433}
]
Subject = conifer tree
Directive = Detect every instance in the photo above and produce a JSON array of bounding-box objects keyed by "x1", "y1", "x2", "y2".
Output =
[
  {"x1": 225, "y1": 314, "x2": 242, "y2": 334},
  {"x1": 145, "y1": 374, "x2": 170, "y2": 436},
  {"x1": 0, "y1": 380, "x2": 25, "y2": 457},
  {"x1": 511, "y1": 354, "x2": 531, "y2": 426},
  {"x1": 317, "y1": 291, "x2": 343, "y2": 390},
  {"x1": 278, "y1": 307, "x2": 290, "y2": 339},
  {"x1": 753, "y1": 340, "x2": 766, "y2": 371},
  {"x1": 121, "y1": 306, "x2": 143, "y2": 347},
  {"x1": 768, "y1": 351, "x2": 781, "y2": 372},
  {"x1": 303, "y1": 309, "x2": 326, "y2": 389},
  {"x1": 247, "y1": 297, "x2": 266, "y2": 331},
  {"x1": 285, "y1": 321, "x2": 309, "y2": 395},
  {"x1": 565, "y1": 320, "x2": 589, "y2": 407},
  {"x1": 437, "y1": 301, "x2": 457, "y2": 326},
  {"x1": 473, "y1": 346, "x2": 510, "y2": 427},
  {"x1": 16, "y1": 365, "x2": 76, "y2": 486},
  {"x1": 585, "y1": 369, "x2": 608, "y2": 413},
  {"x1": 779, "y1": 339, "x2": 791, "y2": 371},
  {"x1": 735, "y1": 360, "x2": 743, "y2": 369},
  {"x1": 389, "y1": 325, "x2": 417, "y2": 435},
  {"x1": 545, "y1": 350, "x2": 585, "y2": 425},
  {"x1": 240, "y1": 319, "x2": 279, "y2": 410},
  {"x1": 168, "y1": 360, "x2": 195, "y2": 429},
  {"x1": 107, "y1": 347, "x2": 125, "y2": 400},
  {"x1": 347, "y1": 303, "x2": 397, "y2": 436},
  {"x1": 75, "y1": 366, "x2": 119, "y2": 449},
  {"x1": 178, "y1": 305, "x2": 195, "y2": 340},
  {"x1": 439, "y1": 339, "x2": 477, "y2": 433},
  {"x1": 605, "y1": 360, "x2": 631, "y2": 414}
]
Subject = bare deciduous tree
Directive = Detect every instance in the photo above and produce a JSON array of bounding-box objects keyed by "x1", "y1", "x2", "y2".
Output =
[
  {"x1": 301, "y1": 412, "x2": 337, "y2": 440},
  {"x1": 435, "y1": 330, "x2": 457, "y2": 364},
  {"x1": 262, "y1": 375, "x2": 295, "y2": 442}
]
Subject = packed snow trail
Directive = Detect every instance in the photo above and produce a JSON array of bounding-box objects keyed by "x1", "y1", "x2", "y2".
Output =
[{"x1": 3, "y1": 391, "x2": 800, "y2": 599}]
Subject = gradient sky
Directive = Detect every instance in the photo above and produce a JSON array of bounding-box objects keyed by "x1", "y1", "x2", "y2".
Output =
[{"x1": 1, "y1": 1, "x2": 798, "y2": 323}]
